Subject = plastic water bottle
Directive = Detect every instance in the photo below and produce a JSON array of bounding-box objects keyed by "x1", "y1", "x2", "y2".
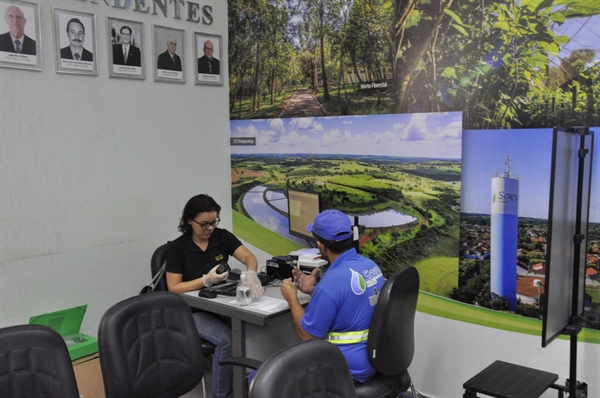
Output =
[{"x1": 236, "y1": 272, "x2": 252, "y2": 306}]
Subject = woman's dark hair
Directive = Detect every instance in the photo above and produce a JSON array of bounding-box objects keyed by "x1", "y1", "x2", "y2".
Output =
[
  {"x1": 178, "y1": 194, "x2": 221, "y2": 234},
  {"x1": 312, "y1": 233, "x2": 354, "y2": 254}
]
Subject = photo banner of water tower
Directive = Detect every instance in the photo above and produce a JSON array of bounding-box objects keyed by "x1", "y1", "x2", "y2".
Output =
[{"x1": 491, "y1": 154, "x2": 519, "y2": 311}]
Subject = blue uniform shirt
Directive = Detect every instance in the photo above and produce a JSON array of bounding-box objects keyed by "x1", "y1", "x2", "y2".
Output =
[{"x1": 301, "y1": 248, "x2": 385, "y2": 382}]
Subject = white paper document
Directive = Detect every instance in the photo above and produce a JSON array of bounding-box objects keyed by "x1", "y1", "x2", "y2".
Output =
[{"x1": 228, "y1": 295, "x2": 289, "y2": 313}]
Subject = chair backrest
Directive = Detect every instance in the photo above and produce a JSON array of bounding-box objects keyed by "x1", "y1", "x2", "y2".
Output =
[
  {"x1": 97, "y1": 291, "x2": 204, "y2": 398},
  {"x1": 0, "y1": 324, "x2": 80, "y2": 398},
  {"x1": 249, "y1": 339, "x2": 358, "y2": 398},
  {"x1": 367, "y1": 266, "x2": 419, "y2": 375},
  {"x1": 151, "y1": 243, "x2": 169, "y2": 291}
]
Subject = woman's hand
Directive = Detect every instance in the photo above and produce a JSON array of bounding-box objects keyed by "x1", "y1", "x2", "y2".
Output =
[
  {"x1": 245, "y1": 270, "x2": 264, "y2": 298},
  {"x1": 202, "y1": 264, "x2": 229, "y2": 287}
]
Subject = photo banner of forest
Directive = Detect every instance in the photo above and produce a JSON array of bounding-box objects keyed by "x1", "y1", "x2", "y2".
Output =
[{"x1": 228, "y1": 0, "x2": 600, "y2": 129}]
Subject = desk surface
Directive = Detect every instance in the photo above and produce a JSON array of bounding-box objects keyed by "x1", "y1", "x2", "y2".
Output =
[{"x1": 181, "y1": 284, "x2": 311, "y2": 326}]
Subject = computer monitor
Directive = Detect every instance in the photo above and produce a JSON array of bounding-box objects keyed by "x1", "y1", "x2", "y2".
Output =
[{"x1": 287, "y1": 188, "x2": 321, "y2": 242}]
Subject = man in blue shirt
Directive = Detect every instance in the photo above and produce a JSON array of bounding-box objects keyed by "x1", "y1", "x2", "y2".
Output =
[{"x1": 281, "y1": 209, "x2": 385, "y2": 383}]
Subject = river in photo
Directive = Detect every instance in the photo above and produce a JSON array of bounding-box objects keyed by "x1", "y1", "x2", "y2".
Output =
[{"x1": 241, "y1": 186, "x2": 418, "y2": 246}]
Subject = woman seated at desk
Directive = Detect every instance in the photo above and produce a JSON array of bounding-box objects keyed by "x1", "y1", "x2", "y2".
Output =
[{"x1": 166, "y1": 194, "x2": 263, "y2": 398}]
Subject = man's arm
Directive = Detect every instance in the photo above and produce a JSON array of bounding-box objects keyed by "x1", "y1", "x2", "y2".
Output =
[{"x1": 281, "y1": 279, "x2": 316, "y2": 341}]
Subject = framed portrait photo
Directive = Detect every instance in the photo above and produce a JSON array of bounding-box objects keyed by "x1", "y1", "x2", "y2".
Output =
[
  {"x1": 0, "y1": 0, "x2": 41, "y2": 71},
  {"x1": 53, "y1": 8, "x2": 97, "y2": 75},
  {"x1": 194, "y1": 32, "x2": 222, "y2": 85},
  {"x1": 153, "y1": 25, "x2": 184, "y2": 84},
  {"x1": 108, "y1": 17, "x2": 144, "y2": 79}
]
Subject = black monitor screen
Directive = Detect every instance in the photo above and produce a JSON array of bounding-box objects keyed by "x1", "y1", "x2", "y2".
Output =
[{"x1": 287, "y1": 189, "x2": 321, "y2": 242}]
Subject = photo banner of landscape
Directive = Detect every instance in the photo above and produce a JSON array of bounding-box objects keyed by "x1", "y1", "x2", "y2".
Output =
[
  {"x1": 231, "y1": 119, "x2": 600, "y2": 333},
  {"x1": 228, "y1": 0, "x2": 600, "y2": 338},
  {"x1": 459, "y1": 127, "x2": 600, "y2": 330},
  {"x1": 228, "y1": 0, "x2": 599, "y2": 129},
  {"x1": 230, "y1": 112, "x2": 462, "y2": 297}
]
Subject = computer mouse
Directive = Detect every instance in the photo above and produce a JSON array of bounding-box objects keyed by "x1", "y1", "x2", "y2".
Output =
[
  {"x1": 198, "y1": 289, "x2": 217, "y2": 299},
  {"x1": 216, "y1": 263, "x2": 231, "y2": 274}
]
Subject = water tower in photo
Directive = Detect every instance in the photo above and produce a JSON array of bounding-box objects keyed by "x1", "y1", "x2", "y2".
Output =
[{"x1": 490, "y1": 154, "x2": 519, "y2": 311}]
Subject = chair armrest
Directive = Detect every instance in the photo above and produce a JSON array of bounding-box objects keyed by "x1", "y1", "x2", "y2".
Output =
[{"x1": 218, "y1": 357, "x2": 263, "y2": 370}]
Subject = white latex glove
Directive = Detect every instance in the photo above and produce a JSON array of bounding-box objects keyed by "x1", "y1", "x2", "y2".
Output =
[
  {"x1": 245, "y1": 270, "x2": 264, "y2": 298},
  {"x1": 202, "y1": 264, "x2": 229, "y2": 287}
]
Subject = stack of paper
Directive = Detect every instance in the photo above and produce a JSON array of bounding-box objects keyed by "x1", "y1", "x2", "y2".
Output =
[
  {"x1": 289, "y1": 247, "x2": 320, "y2": 257},
  {"x1": 298, "y1": 257, "x2": 328, "y2": 268}
]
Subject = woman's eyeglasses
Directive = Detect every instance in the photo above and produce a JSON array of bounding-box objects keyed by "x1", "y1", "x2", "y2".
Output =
[{"x1": 193, "y1": 218, "x2": 220, "y2": 230}]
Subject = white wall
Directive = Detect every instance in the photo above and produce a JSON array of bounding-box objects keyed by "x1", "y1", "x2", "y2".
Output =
[{"x1": 0, "y1": 0, "x2": 231, "y2": 335}]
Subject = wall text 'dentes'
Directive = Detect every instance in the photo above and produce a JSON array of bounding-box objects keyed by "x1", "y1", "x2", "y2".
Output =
[{"x1": 87, "y1": 0, "x2": 214, "y2": 25}]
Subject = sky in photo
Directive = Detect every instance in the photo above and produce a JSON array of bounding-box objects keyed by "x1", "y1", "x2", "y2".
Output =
[
  {"x1": 230, "y1": 112, "x2": 463, "y2": 159},
  {"x1": 461, "y1": 128, "x2": 599, "y2": 222},
  {"x1": 551, "y1": 14, "x2": 600, "y2": 64}
]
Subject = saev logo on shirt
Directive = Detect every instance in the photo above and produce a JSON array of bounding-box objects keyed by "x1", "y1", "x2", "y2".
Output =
[
  {"x1": 215, "y1": 254, "x2": 224, "y2": 262},
  {"x1": 350, "y1": 267, "x2": 383, "y2": 295},
  {"x1": 350, "y1": 269, "x2": 367, "y2": 295}
]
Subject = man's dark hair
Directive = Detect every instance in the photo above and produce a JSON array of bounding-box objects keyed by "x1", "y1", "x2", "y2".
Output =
[
  {"x1": 178, "y1": 194, "x2": 221, "y2": 235},
  {"x1": 120, "y1": 25, "x2": 132, "y2": 35},
  {"x1": 66, "y1": 18, "x2": 85, "y2": 35},
  {"x1": 312, "y1": 233, "x2": 354, "y2": 254}
]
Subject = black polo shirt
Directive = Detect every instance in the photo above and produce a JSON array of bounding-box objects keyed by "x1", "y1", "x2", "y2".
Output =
[{"x1": 165, "y1": 229, "x2": 243, "y2": 282}]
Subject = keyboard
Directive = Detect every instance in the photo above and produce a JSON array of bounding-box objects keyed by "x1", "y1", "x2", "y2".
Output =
[
  {"x1": 227, "y1": 270, "x2": 275, "y2": 285},
  {"x1": 211, "y1": 282, "x2": 238, "y2": 296}
]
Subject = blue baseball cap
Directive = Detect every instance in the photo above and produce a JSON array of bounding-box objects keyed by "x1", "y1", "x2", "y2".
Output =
[{"x1": 306, "y1": 209, "x2": 352, "y2": 241}]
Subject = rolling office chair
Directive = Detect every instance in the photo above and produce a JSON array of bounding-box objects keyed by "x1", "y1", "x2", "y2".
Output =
[
  {"x1": 150, "y1": 243, "x2": 169, "y2": 292},
  {"x1": 0, "y1": 324, "x2": 80, "y2": 398},
  {"x1": 220, "y1": 339, "x2": 358, "y2": 398},
  {"x1": 355, "y1": 266, "x2": 421, "y2": 398},
  {"x1": 150, "y1": 243, "x2": 216, "y2": 397},
  {"x1": 97, "y1": 291, "x2": 205, "y2": 398}
]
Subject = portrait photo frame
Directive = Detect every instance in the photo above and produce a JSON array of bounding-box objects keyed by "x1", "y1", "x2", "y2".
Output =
[
  {"x1": 0, "y1": 0, "x2": 42, "y2": 71},
  {"x1": 53, "y1": 8, "x2": 97, "y2": 76},
  {"x1": 107, "y1": 17, "x2": 144, "y2": 80},
  {"x1": 153, "y1": 25, "x2": 184, "y2": 84},
  {"x1": 194, "y1": 32, "x2": 222, "y2": 86}
]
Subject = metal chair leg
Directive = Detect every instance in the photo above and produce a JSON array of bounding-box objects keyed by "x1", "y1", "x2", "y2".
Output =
[
  {"x1": 410, "y1": 382, "x2": 421, "y2": 398},
  {"x1": 201, "y1": 376, "x2": 207, "y2": 398}
]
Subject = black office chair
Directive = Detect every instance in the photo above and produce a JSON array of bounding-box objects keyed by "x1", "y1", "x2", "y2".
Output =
[
  {"x1": 150, "y1": 242, "x2": 169, "y2": 292},
  {"x1": 221, "y1": 339, "x2": 358, "y2": 398},
  {"x1": 355, "y1": 266, "x2": 420, "y2": 398},
  {"x1": 150, "y1": 243, "x2": 216, "y2": 396},
  {"x1": 0, "y1": 324, "x2": 80, "y2": 398},
  {"x1": 97, "y1": 291, "x2": 205, "y2": 398}
]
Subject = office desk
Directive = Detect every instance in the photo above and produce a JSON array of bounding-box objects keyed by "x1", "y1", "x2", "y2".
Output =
[{"x1": 181, "y1": 285, "x2": 310, "y2": 398}]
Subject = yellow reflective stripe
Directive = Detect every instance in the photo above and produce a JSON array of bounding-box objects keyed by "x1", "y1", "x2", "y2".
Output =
[{"x1": 325, "y1": 329, "x2": 369, "y2": 345}]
